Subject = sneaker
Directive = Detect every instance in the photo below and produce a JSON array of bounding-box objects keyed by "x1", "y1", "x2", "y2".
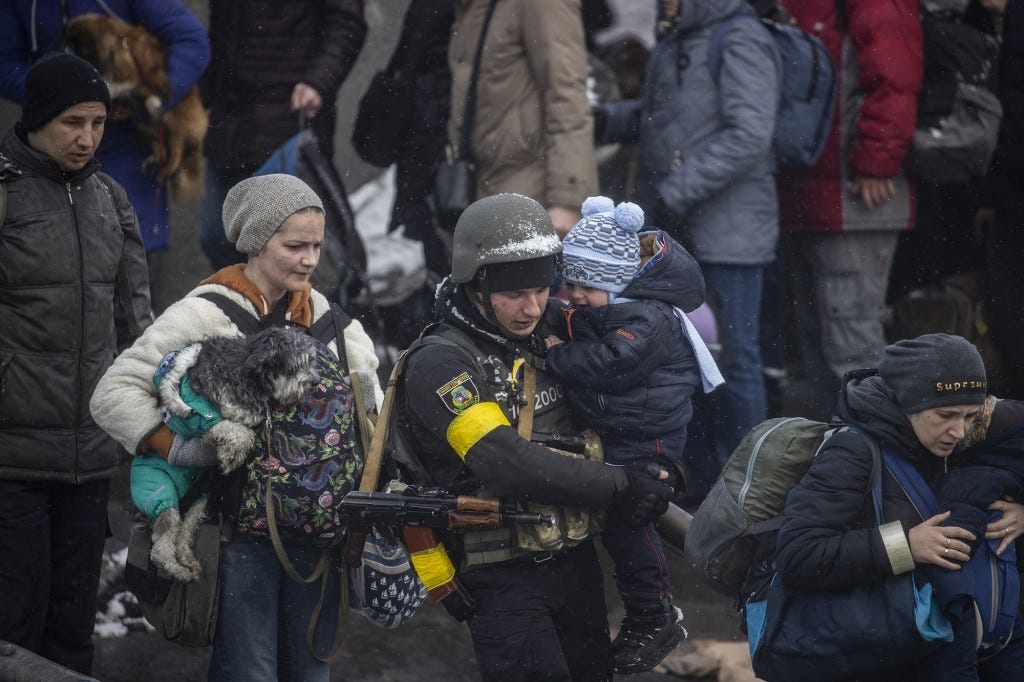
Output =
[{"x1": 612, "y1": 602, "x2": 688, "y2": 674}]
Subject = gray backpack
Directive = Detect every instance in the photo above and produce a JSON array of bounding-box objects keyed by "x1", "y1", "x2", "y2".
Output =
[{"x1": 685, "y1": 418, "x2": 877, "y2": 597}]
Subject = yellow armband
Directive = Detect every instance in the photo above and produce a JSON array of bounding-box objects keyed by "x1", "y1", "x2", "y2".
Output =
[
  {"x1": 409, "y1": 545, "x2": 457, "y2": 592},
  {"x1": 446, "y1": 402, "x2": 510, "y2": 460}
]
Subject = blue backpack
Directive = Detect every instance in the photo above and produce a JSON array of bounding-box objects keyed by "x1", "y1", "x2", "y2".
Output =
[
  {"x1": 884, "y1": 449, "x2": 1020, "y2": 650},
  {"x1": 708, "y1": 13, "x2": 836, "y2": 167}
]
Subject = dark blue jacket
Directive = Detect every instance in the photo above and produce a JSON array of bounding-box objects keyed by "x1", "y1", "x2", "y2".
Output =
[
  {"x1": 777, "y1": 374, "x2": 1024, "y2": 680},
  {"x1": 0, "y1": 0, "x2": 211, "y2": 251},
  {"x1": 545, "y1": 230, "x2": 704, "y2": 463}
]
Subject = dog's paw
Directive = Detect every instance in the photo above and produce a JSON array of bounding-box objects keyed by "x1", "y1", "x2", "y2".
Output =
[
  {"x1": 206, "y1": 421, "x2": 257, "y2": 474},
  {"x1": 174, "y1": 546, "x2": 203, "y2": 582},
  {"x1": 150, "y1": 508, "x2": 196, "y2": 581}
]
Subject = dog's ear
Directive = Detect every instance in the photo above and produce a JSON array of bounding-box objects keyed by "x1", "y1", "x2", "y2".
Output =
[
  {"x1": 64, "y1": 14, "x2": 113, "y2": 75},
  {"x1": 243, "y1": 328, "x2": 302, "y2": 375}
]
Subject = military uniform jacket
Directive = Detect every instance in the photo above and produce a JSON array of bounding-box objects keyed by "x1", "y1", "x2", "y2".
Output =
[{"x1": 399, "y1": 281, "x2": 626, "y2": 510}]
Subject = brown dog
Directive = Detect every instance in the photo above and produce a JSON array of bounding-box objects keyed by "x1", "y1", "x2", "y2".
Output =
[{"x1": 65, "y1": 13, "x2": 207, "y2": 205}]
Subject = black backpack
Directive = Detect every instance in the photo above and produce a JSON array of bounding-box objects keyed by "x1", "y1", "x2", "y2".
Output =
[{"x1": 904, "y1": 4, "x2": 1002, "y2": 183}]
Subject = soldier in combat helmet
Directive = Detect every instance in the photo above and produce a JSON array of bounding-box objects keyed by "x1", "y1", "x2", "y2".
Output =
[{"x1": 392, "y1": 193, "x2": 675, "y2": 681}]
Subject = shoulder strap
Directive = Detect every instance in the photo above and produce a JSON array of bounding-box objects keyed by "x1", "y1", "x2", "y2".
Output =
[
  {"x1": 517, "y1": 361, "x2": 537, "y2": 440},
  {"x1": 880, "y1": 448, "x2": 940, "y2": 523},
  {"x1": 459, "y1": 0, "x2": 501, "y2": 157},
  {"x1": 197, "y1": 292, "x2": 261, "y2": 336},
  {"x1": 752, "y1": 425, "x2": 881, "y2": 534},
  {"x1": 309, "y1": 302, "x2": 353, "y2": 366}
]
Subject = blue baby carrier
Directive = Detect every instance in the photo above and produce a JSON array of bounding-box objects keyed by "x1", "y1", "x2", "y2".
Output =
[{"x1": 885, "y1": 449, "x2": 1020, "y2": 653}]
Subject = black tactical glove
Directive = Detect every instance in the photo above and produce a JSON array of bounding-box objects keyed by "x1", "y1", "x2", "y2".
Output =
[{"x1": 614, "y1": 463, "x2": 674, "y2": 526}]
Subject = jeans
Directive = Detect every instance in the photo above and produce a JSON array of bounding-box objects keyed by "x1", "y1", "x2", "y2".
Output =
[
  {"x1": 702, "y1": 264, "x2": 767, "y2": 467},
  {"x1": 207, "y1": 536, "x2": 341, "y2": 682},
  {"x1": 0, "y1": 478, "x2": 110, "y2": 674},
  {"x1": 199, "y1": 165, "x2": 252, "y2": 272}
]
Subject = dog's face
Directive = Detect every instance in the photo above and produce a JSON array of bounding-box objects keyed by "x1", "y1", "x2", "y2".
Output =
[
  {"x1": 65, "y1": 14, "x2": 169, "y2": 102},
  {"x1": 244, "y1": 328, "x2": 320, "y2": 406}
]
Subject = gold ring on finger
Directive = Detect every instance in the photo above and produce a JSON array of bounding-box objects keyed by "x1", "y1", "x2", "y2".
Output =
[
  {"x1": 945, "y1": 537, "x2": 950, "y2": 548},
  {"x1": 1004, "y1": 528, "x2": 1009, "y2": 537},
  {"x1": 943, "y1": 547, "x2": 949, "y2": 556}
]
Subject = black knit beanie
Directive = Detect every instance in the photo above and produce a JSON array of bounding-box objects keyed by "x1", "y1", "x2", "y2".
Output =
[
  {"x1": 878, "y1": 333, "x2": 987, "y2": 413},
  {"x1": 22, "y1": 52, "x2": 111, "y2": 132}
]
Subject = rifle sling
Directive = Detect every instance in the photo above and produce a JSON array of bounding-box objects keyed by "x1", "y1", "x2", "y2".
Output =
[{"x1": 516, "y1": 362, "x2": 537, "y2": 440}]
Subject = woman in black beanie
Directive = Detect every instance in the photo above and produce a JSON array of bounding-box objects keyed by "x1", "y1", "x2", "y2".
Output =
[{"x1": 769, "y1": 333, "x2": 1024, "y2": 681}]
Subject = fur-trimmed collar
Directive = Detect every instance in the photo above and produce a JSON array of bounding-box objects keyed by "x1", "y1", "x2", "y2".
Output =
[{"x1": 200, "y1": 264, "x2": 313, "y2": 327}]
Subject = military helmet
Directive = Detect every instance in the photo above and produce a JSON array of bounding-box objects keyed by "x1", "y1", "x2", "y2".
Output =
[{"x1": 450, "y1": 193, "x2": 562, "y2": 284}]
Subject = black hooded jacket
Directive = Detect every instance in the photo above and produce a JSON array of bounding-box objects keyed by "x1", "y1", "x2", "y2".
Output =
[
  {"x1": 775, "y1": 372, "x2": 932, "y2": 590},
  {"x1": 777, "y1": 371, "x2": 1024, "y2": 593}
]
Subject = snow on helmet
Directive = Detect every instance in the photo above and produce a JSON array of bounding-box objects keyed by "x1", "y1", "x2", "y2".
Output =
[{"x1": 450, "y1": 193, "x2": 563, "y2": 287}]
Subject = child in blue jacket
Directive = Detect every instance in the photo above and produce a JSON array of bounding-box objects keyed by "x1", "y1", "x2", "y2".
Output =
[{"x1": 544, "y1": 196, "x2": 723, "y2": 674}]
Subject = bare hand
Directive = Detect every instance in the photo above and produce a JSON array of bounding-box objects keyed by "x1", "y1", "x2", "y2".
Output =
[
  {"x1": 544, "y1": 335, "x2": 563, "y2": 349},
  {"x1": 986, "y1": 497, "x2": 1024, "y2": 555},
  {"x1": 850, "y1": 176, "x2": 896, "y2": 211},
  {"x1": 290, "y1": 83, "x2": 323, "y2": 119},
  {"x1": 548, "y1": 206, "x2": 582, "y2": 239},
  {"x1": 908, "y1": 511, "x2": 976, "y2": 570}
]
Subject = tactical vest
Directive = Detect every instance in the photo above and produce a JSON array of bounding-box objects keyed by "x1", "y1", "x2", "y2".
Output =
[{"x1": 397, "y1": 324, "x2": 604, "y2": 569}]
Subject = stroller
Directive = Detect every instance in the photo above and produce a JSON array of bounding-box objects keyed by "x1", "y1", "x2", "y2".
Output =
[{"x1": 255, "y1": 128, "x2": 430, "y2": 377}]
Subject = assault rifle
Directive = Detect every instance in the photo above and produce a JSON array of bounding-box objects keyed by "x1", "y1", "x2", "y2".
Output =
[
  {"x1": 340, "y1": 489, "x2": 556, "y2": 530},
  {"x1": 340, "y1": 488, "x2": 554, "y2": 622}
]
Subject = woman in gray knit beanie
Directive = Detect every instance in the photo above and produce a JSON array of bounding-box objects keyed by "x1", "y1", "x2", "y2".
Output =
[
  {"x1": 90, "y1": 172, "x2": 382, "y2": 681},
  {"x1": 222, "y1": 173, "x2": 325, "y2": 308},
  {"x1": 768, "y1": 333, "x2": 1024, "y2": 680}
]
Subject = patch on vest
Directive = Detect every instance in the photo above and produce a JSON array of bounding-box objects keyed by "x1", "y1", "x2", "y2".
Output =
[{"x1": 436, "y1": 372, "x2": 480, "y2": 414}]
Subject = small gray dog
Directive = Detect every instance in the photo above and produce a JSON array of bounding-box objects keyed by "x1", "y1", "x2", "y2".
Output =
[{"x1": 150, "y1": 326, "x2": 320, "y2": 580}]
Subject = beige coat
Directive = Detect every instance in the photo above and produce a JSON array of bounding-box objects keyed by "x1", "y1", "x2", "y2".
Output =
[{"x1": 447, "y1": 0, "x2": 597, "y2": 210}]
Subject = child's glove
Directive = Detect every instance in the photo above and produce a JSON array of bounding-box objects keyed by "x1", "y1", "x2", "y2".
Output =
[{"x1": 167, "y1": 434, "x2": 218, "y2": 467}]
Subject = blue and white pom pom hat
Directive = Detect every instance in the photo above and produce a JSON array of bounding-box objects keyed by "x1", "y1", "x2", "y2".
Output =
[{"x1": 561, "y1": 196, "x2": 644, "y2": 295}]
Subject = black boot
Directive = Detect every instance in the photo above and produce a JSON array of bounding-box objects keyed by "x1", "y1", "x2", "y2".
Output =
[{"x1": 611, "y1": 598, "x2": 687, "y2": 674}]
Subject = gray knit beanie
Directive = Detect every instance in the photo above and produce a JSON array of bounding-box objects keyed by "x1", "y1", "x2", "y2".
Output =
[
  {"x1": 878, "y1": 333, "x2": 987, "y2": 413},
  {"x1": 222, "y1": 174, "x2": 324, "y2": 255}
]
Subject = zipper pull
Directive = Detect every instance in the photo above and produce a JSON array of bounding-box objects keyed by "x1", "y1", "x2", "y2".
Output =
[{"x1": 66, "y1": 182, "x2": 74, "y2": 205}]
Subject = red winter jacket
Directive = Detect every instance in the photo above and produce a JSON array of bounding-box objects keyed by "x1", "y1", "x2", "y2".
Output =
[{"x1": 777, "y1": 0, "x2": 923, "y2": 233}]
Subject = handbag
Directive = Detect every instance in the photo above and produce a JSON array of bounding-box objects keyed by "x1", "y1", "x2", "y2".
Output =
[
  {"x1": 343, "y1": 362, "x2": 427, "y2": 629},
  {"x1": 124, "y1": 515, "x2": 221, "y2": 647},
  {"x1": 432, "y1": 0, "x2": 500, "y2": 226},
  {"x1": 746, "y1": 448, "x2": 954, "y2": 682},
  {"x1": 349, "y1": 523, "x2": 427, "y2": 629}
]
